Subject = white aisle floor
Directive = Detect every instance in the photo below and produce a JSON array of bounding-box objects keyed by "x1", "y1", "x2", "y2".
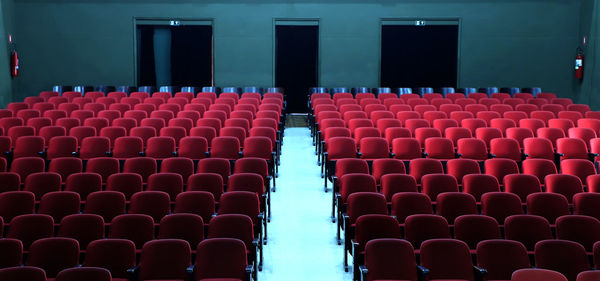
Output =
[{"x1": 258, "y1": 127, "x2": 353, "y2": 281}]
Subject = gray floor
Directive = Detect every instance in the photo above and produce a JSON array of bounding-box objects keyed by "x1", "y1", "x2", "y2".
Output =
[{"x1": 258, "y1": 127, "x2": 353, "y2": 281}]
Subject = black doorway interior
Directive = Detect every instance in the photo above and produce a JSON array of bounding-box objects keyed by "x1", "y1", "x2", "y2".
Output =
[
  {"x1": 137, "y1": 24, "x2": 213, "y2": 87},
  {"x1": 380, "y1": 24, "x2": 458, "y2": 89},
  {"x1": 275, "y1": 25, "x2": 319, "y2": 113}
]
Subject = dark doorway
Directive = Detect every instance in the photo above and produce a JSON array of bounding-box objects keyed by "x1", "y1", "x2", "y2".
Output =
[
  {"x1": 380, "y1": 24, "x2": 458, "y2": 89},
  {"x1": 137, "y1": 24, "x2": 213, "y2": 87},
  {"x1": 275, "y1": 25, "x2": 319, "y2": 113}
]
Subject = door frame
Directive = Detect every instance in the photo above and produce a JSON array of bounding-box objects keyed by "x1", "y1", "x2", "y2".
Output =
[
  {"x1": 132, "y1": 17, "x2": 214, "y2": 86},
  {"x1": 379, "y1": 18, "x2": 462, "y2": 88},
  {"x1": 272, "y1": 18, "x2": 321, "y2": 87}
]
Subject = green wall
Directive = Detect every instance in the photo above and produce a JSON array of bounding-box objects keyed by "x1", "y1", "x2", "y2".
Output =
[
  {"x1": 578, "y1": 0, "x2": 599, "y2": 109},
  {"x1": 0, "y1": 0, "x2": 14, "y2": 107},
  {"x1": 11, "y1": 0, "x2": 581, "y2": 105}
]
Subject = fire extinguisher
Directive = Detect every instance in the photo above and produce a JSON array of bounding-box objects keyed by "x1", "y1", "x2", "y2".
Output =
[
  {"x1": 10, "y1": 51, "x2": 18, "y2": 77},
  {"x1": 575, "y1": 47, "x2": 584, "y2": 80},
  {"x1": 8, "y1": 34, "x2": 18, "y2": 77}
]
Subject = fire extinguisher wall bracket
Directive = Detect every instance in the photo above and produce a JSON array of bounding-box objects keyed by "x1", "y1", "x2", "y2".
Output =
[{"x1": 575, "y1": 47, "x2": 584, "y2": 80}]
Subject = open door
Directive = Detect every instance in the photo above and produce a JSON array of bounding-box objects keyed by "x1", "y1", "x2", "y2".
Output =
[
  {"x1": 136, "y1": 20, "x2": 213, "y2": 88},
  {"x1": 275, "y1": 22, "x2": 319, "y2": 113},
  {"x1": 381, "y1": 20, "x2": 459, "y2": 89}
]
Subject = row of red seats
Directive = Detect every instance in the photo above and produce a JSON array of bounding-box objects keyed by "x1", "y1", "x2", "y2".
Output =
[
  {"x1": 0, "y1": 190, "x2": 263, "y2": 231},
  {"x1": 1, "y1": 156, "x2": 270, "y2": 184},
  {"x1": 326, "y1": 152, "x2": 599, "y2": 186},
  {"x1": 329, "y1": 158, "x2": 600, "y2": 206},
  {"x1": 359, "y1": 238, "x2": 599, "y2": 281},
  {"x1": 12, "y1": 90, "x2": 283, "y2": 113},
  {"x1": 0, "y1": 237, "x2": 254, "y2": 281},
  {"x1": 0, "y1": 135, "x2": 275, "y2": 160},
  {"x1": 34, "y1": 89, "x2": 282, "y2": 103},
  {"x1": 311, "y1": 91, "x2": 557, "y2": 103},
  {"x1": 310, "y1": 91, "x2": 578, "y2": 110},
  {"x1": 0, "y1": 114, "x2": 281, "y2": 144},
  {"x1": 322, "y1": 134, "x2": 599, "y2": 161}
]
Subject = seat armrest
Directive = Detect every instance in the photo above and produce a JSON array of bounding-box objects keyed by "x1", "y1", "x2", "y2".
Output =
[
  {"x1": 126, "y1": 265, "x2": 139, "y2": 277},
  {"x1": 359, "y1": 265, "x2": 368, "y2": 281},
  {"x1": 342, "y1": 213, "x2": 350, "y2": 228},
  {"x1": 488, "y1": 153, "x2": 496, "y2": 158},
  {"x1": 106, "y1": 151, "x2": 113, "y2": 157},
  {"x1": 246, "y1": 265, "x2": 254, "y2": 280},
  {"x1": 257, "y1": 213, "x2": 264, "y2": 223},
  {"x1": 417, "y1": 265, "x2": 430, "y2": 275},
  {"x1": 417, "y1": 265, "x2": 430, "y2": 281},
  {"x1": 186, "y1": 265, "x2": 195, "y2": 275},
  {"x1": 474, "y1": 265, "x2": 488, "y2": 279}
]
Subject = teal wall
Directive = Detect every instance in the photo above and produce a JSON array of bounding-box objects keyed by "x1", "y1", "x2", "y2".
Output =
[
  {"x1": 578, "y1": 0, "x2": 599, "y2": 109},
  {"x1": 0, "y1": 0, "x2": 14, "y2": 107},
  {"x1": 11, "y1": 0, "x2": 582, "y2": 104}
]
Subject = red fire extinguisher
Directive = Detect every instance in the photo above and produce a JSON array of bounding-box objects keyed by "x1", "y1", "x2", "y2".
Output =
[
  {"x1": 8, "y1": 34, "x2": 18, "y2": 77},
  {"x1": 575, "y1": 47, "x2": 584, "y2": 80},
  {"x1": 10, "y1": 51, "x2": 18, "y2": 77}
]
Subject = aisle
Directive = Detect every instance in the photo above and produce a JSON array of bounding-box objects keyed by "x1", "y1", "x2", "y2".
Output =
[{"x1": 258, "y1": 127, "x2": 353, "y2": 281}]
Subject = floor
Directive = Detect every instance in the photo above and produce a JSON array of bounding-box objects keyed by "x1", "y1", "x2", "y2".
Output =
[{"x1": 258, "y1": 127, "x2": 353, "y2": 281}]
